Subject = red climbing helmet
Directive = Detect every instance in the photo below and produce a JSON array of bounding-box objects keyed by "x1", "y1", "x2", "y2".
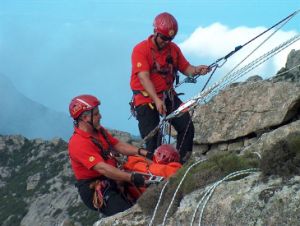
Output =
[
  {"x1": 69, "y1": 95, "x2": 100, "y2": 119},
  {"x1": 153, "y1": 144, "x2": 180, "y2": 164},
  {"x1": 153, "y1": 12, "x2": 178, "y2": 38}
]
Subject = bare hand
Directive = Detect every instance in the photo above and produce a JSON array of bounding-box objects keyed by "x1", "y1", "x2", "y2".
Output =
[
  {"x1": 154, "y1": 98, "x2": 166, "y2": 115},
  {"x1": 195, "y1": 65, "x2": 211, "y2": 75}
]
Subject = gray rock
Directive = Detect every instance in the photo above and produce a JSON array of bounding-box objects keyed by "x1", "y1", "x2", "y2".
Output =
[
  {"x1": 241, "y1": 120, "x2": 300, "y2": 158},
  {"x1": 2, "y1": 49, "x2": 300, "y2": 226},
  {"x1": 168, "y1": 174, "x2": 300, "y2": 226},
  {"x1": 26, "y1": 173, "x2": 41, "y2": 190},
  {"x1": 193, "y1": 81, "x2": 300, "y2": 144},
  {"x1": 246, "y1": 75, "x2": 263, "y2": 82},
  {"x1": 271, "y1": 49, "x2": 300, "y2": 83}
]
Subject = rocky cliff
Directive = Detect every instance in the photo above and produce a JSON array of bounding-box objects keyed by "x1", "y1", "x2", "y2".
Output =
[
  {"x1": 95, "y1": 49, "x2": 300, "y2": 226},
  {"x1": 0, "y1": 50, "x2": 299, "y2": 226},
  {"x1": 0, "y1": 130, "x2": 138, "y2": 226}
]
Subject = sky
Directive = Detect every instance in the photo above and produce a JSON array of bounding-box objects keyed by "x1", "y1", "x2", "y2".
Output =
[{"x1": 0, "y1": 0, "x2": 300, "y2": 136}]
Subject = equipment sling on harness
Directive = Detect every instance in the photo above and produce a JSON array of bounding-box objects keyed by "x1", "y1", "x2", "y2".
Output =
[
  {"x1": 138, "y1": 9, "x2": 300, "y2": 149},
  {"x1": 129, "y1": 45, "x2": 179, "y2": 118}
]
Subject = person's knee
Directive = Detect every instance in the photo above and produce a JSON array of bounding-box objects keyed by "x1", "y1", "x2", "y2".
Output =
[
  {"x1": 101, "y1": 190, "x2": 132, "y2": 216},
  {"x1": 180, "y1": 151, "x2": 192, "y2": 164}
]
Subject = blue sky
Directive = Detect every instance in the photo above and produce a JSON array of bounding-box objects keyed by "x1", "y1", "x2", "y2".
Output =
[{"x1": 0, "y1": 0, "x2": 300, "y2": 136}]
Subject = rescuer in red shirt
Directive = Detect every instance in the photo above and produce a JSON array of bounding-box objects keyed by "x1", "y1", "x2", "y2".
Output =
[
  {"x1": 68, "y1": 94, "x2": 152, "y2": 216},
  {"x1": 130, "y1": 12, "x2": 211, "y2": 162}
]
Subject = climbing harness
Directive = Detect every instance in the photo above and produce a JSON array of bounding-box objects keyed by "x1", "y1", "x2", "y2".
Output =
[
  {"x1": 90, "y1": 179, "x2": 110, "y2": 209},
  {"x1": 142, "y1": 10, "x2": 300, "y2": 226},
  {"x1": 145, "y1": 10, "x2": 300, "y2": 225},
  {"x1": 139, "y1": 9, "x2": 300, "y2": 150},
  {"x1": 129, "y1": 44, "x2": 178, "y2": 120}
]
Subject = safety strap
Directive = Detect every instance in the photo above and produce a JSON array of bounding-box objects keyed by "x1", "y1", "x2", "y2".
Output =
[
  {"x1": 90, "y1": 127, "x2": 117, "y2": 161},
  {"x1": 150, "y1": 44, "x2": 178, "y2": 78},
  {"x1": 90, "y1": 179, "x2": 110, "y2": 209},
  {"x1": 131, "y1": 44, "x2": 179, "y2": 101}
]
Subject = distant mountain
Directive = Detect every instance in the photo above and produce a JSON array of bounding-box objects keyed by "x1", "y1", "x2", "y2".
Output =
[
  {"x1": 0, "y1": 50, "x2": 300, "y2": 226},
  {"x1": 0, "y1": 74, "x2": 72, "y2": 140}
]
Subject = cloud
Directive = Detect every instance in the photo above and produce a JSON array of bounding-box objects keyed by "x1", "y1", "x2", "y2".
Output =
[{"x1": 179, "y1": 22, "x2": 300, "y2": 79}]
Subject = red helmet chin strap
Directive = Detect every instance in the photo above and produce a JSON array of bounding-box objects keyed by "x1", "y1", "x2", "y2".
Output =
[
  {"x1": 76, "y1": 108, "x2": 98, "y2": 132},
  {"x1": 154, "y1": 33, "x2": 163, "y2": 50}
]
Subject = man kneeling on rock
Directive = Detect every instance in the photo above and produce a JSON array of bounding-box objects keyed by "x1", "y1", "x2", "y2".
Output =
[{"x1": 68, "y1": 94, "x2": 152, "y2": 216}]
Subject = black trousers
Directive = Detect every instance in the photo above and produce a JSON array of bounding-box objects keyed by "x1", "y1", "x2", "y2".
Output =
[
  {"x1": 136, "y1": 94, "x2": 194, "y2": 162},
  {"x1": 76, "y1": 179, "x2": 132, "y2": 216}
]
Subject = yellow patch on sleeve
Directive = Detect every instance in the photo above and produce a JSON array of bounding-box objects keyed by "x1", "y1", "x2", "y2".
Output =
[
  {"x1": 137, "y1": 62, "x2": 142, "y2": 68},
  {"x1": 89, "y1": 156, "x2": 95, "y2": 162}
]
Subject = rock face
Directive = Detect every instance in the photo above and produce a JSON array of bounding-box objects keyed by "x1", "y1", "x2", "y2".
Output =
[
  {"x1": 94, "y1": 50, "x2": 300, "y2": 225},
  {"x1": 96, "y1": 175, "x2": 300, "y2": 226},
  {"x1": 0, "y1": 130, "x2": 139, "y2": 226},
  {"x1": 1, "y1": 49, "x2": 300, "y2": 226},
  {"x1": 272, "y1": 49, "x2": 300, "y2": 83},
  {"x1": 193, "y1": 81, "x2": 300, "y2": 144},
  {"x1": 168, "y1": 174, "x2": 300, "y2": 226}
]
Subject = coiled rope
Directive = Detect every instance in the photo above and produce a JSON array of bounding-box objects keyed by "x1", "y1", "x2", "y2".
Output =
[
  {"x1": 190, "y1": 168, "x2": 259, "y2": 226},
  {"x1": 203, "y1": 34, "x2": 300, "y2": 103},
  {"x1": 148, "y1": 161, "x2": 259, "y2": 226},
  {"x1": 148, "y1": 180, "x2": 169, "y2": 226},
  {"x1": 138, "y1": 10, "x2": 300, "y2": 147},
  {"x1": 148, "y1": 159, "x2": 207, "y2": 226},
  {"x1": 167, "y1": 33, "x2": 300, "y2": 120}
]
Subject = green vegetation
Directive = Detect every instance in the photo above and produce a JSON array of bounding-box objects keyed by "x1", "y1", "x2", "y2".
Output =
[
  {"x1": 138, "y1": 151, "x2": 259, "y2": 224},
  {"x1": 260, "y1": 132, "x2": 300, "y2": 178},
  {"x1": 0, "y1": 137, "x2": 70, "y2": 225},
  {"x1": 67, "y1": 204, "x2": 100, "y2": 226}
]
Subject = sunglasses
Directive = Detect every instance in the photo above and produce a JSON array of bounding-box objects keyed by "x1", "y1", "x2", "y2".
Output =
[{"x1": 158, "y1": 33, "x2": 173, "y2": 41}]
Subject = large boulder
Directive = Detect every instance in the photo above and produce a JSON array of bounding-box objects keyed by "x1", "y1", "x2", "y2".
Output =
[
  {"x1": 193, "y1": 81, "x2": 300, "y2": 144},
  {"x1": 272, "y1": 49, "x2": 300, "y2": 83},
  {"x1": 168, "y1": 174, "x2": 300, "y2": 226}
]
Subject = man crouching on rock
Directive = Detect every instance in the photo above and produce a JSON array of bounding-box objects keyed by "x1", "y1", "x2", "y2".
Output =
[{"x1": 68, "y1": 94, "x2": 152, "y2": 216}]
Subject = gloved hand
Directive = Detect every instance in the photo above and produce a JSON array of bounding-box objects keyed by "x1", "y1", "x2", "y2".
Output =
[
  {"x1": 146, "y1": 151, "x2": 154, "y2": 160},
  {"x1": 131, "y1": 172, "x2": 145, "y2": 187}
]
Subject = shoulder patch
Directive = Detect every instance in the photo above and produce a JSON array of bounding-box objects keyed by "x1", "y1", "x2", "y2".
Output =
[
  {"x1": 89, "y1": 156, "x2": 95, "y2": 162},
  {"x1": 137, "y1": 62, "x2": 142, "y2": 68}
]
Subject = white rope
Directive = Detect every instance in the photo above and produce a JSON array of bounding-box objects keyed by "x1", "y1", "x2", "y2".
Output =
[
  {"x1": 161, "y1": 159, "x2": 207, "y2": 226},
  {"x1": 201, "y1": 33, "x2": 300, "y2": 105},
  {"x1": 189, "y1": 187, "x2": 211, "y2": 226},
  {"x1": 268, "y1": 62, "x2": 300, "y2": 79},
  {"x1": 189, "y1": 168, "x2": 259, "y2": 226},
  {"x1": 142, "y1": 10, "x2": 300, "y2": 146},
  {"x1": 253, "y1": 152, "x2": 262, "y2": 159},
  {"x1": 166, "y1": 33, "x2": 300, "y2": 119},
  {"x1": 224, "y1": 12, "x2": 294, "y2": 79},
  {"x1": 148, "y1": 180, "x2": 169, "y2": 226}
]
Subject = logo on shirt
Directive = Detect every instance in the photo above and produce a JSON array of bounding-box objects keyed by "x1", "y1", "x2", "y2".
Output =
[
  {"x1": 89, "y1": 156, "x2": 95, "y2": 162},
  {"x1": 137, "y1": 62, "x2": 142, "y2": 68}
]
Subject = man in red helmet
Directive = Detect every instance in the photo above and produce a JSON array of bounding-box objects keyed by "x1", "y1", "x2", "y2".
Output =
[
  {"x1": 130, "y1": 12, "x2": 210, "y2": 163},
  {"x1": 68, "y1": 94, "x2": 152, "y2": 216}
]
